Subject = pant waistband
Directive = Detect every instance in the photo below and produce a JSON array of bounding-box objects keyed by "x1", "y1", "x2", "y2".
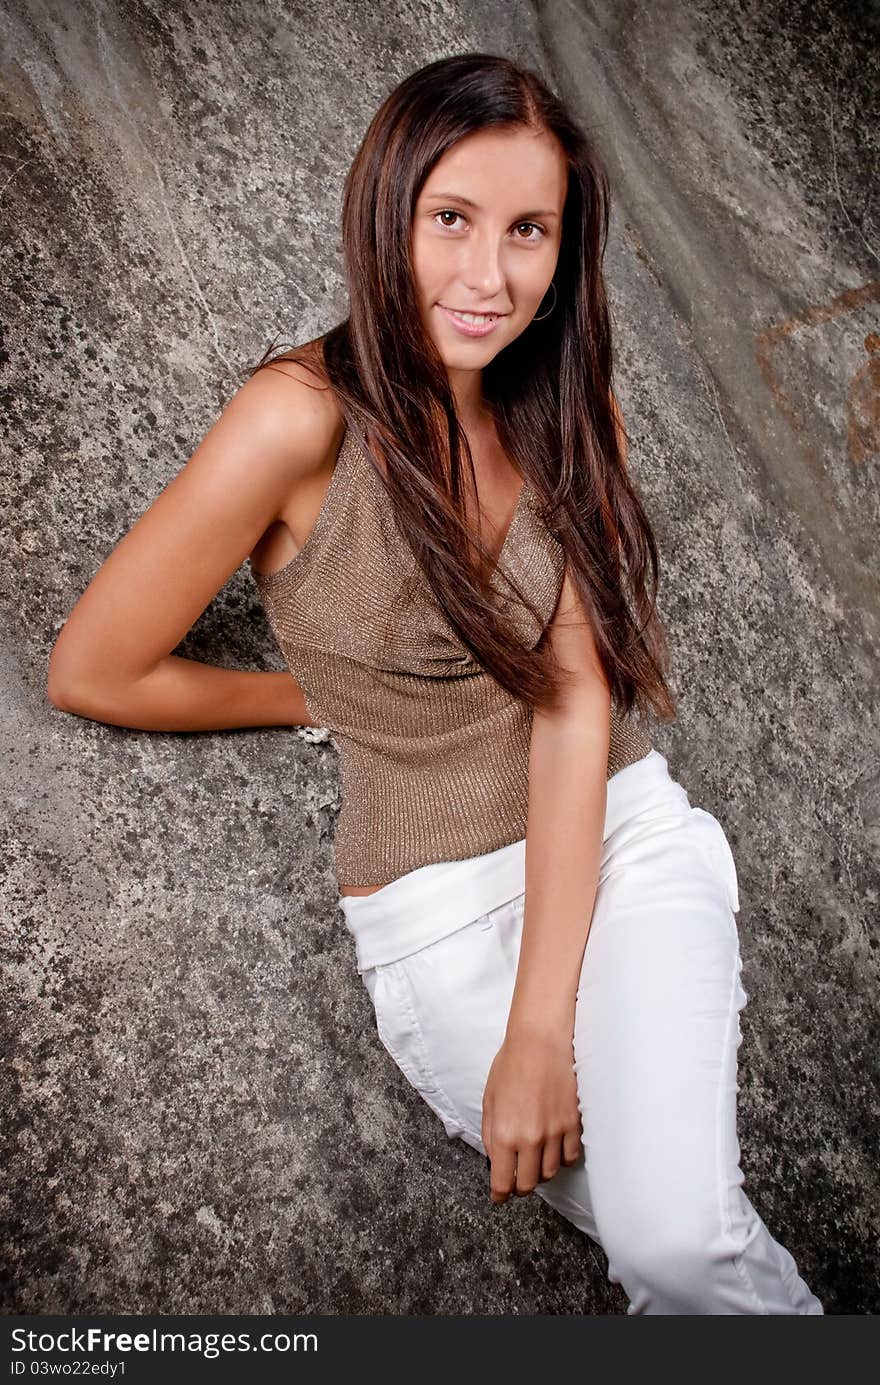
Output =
[{"x1": 337, "y1": 749, "x2": 688, "y2": 973}]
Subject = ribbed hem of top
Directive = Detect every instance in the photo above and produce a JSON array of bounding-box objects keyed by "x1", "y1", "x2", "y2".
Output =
[{"x1": 338, "y1": 748, "x2": 675, "y2": 971}]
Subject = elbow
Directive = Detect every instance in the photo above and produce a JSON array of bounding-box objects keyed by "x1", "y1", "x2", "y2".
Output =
[
  {"x1": 47, "y1": 622, "x2": 149, "y2": 722},
  {"x1": 46, "y1": 645, "x2": 74, "y2": 710},
  {"x1": 47, "y1": 645, "x2": 159, "y2": 726},
  {"x1": 46, "y1": 670, "x2": 116, "y2": 723},
  {"x1": 46, "y1": 644, "x2": 98, "y2": 716},
  {"x1": 46, "y1": 681, "x2": 70, "y2": 712},
  {"x1": 46, "y1": 665, "x2": 86, "y2": 715}
]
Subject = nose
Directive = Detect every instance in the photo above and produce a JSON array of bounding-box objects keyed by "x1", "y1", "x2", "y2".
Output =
[{"x1": 461, "y1": 228, "x2": 506, "y2": 299}]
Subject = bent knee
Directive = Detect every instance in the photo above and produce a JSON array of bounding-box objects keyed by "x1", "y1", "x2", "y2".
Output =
[{"x1": 602, "y1": 1217, "x2": 733, "y2": 1313}]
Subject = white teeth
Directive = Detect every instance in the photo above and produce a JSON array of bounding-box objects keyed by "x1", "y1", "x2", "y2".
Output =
[{"x1": 448, "y1": 309, "x2": 496, "y2": 324}]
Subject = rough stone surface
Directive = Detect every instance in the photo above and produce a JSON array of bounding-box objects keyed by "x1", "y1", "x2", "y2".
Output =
[{"x1": 1, "y1": 0, "x2": 876, "y2": 1314}]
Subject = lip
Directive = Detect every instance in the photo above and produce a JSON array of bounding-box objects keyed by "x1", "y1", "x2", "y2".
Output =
[{"x1": 436, "y1": 304, "x2": 506, "y2": 338}]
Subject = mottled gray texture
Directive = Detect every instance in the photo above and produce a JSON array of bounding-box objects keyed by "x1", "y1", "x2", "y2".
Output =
[{"x1": 1, "y1": 0, "x2": 876, "y2": 1314}]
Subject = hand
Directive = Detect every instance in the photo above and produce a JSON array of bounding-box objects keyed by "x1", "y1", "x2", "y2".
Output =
[{"x1": 481, "y1": 1028, "x2": 583, "y2": 1205}]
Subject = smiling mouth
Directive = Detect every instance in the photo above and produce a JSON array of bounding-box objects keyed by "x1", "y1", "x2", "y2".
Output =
[{"x1": 439, "y1": 305, "x2": 506, "y2": 323}]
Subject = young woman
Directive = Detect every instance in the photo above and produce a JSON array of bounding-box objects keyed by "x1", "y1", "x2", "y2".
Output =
[{"x1": 48, "y1": 54, "x2": 823, "y2": 1315}]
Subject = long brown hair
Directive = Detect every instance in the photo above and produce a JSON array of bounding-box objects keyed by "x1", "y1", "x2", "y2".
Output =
[{"x1": 251, "y1": 53, "x2": 677, "y2": 726}]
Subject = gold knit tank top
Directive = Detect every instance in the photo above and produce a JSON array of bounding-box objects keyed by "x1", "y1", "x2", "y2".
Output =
[{"x1": 250, "y1": 420, "x2": 653, "y2": 887}]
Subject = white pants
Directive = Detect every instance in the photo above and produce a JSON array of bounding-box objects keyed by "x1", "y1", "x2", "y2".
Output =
[{"x1": 338, "y1": 750, "x2": 824, "y2": 1314}]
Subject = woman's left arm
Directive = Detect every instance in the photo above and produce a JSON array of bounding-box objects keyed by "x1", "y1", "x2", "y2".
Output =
[{"x1": 482, "y1": 563, "x2": 612, "y2": 1204}]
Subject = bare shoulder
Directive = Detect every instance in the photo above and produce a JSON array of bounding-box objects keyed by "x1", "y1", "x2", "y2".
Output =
[
  {"x1": 46, "y1": 343, "x2": 346, "y2": 701},
  {"x1": 240, "y1": 344, "x2": 348, "y2": 574},
  {"x1": 231, "y1": 342, "x2": 345, "y2": 477}
]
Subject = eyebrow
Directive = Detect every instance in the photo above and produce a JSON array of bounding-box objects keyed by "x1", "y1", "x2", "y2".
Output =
[{"x1": 422, "y1": 190, "x2": 560, "y2": 220}]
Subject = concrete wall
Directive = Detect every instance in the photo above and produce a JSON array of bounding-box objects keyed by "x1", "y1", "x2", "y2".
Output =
[{"x1": 2, "y1": 0, "x2": 877, "y2": 1313}]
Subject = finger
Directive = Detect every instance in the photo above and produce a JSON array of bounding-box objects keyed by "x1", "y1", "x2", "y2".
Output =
[
  {"x1": 562, "y1": 1125, "x2": 584, "y2": 1166},
  {"x1": 513, "y1": 1144, "x2": 542, "y2": 1197},
  {"x1": 539, "y1": 1135, "x2": 563, "y2": 1183},
  {"x1": 490, "y1": 1147, "x2": 517, "y2": 1204}
]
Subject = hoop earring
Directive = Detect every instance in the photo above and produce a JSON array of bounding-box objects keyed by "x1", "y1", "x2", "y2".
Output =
[{"x1": 532, "y1": 281, "x2": 557, "y2": 321}]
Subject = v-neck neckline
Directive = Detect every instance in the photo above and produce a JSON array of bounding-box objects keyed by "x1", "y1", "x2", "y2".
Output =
[
  {"x1": 348, "y1": 421, "x2": 529, "y2": 586},
  {"x1": 485, "y1": 474, "x2": 528, "y2": 588}
]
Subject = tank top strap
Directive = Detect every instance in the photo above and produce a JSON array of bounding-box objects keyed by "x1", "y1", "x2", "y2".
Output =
[
  {"x1": 249, "y1": 419, "x2": 358, "y2": 596},
  {"x1": 342, "y1": 414, "x2": 376, "y2": 474}
]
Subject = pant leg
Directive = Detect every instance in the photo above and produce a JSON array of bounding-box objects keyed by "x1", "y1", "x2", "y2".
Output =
[
  {"x1": 360, "y1": 807, "x2": 824, "y2": 1315},
  {"x1": 550, "y1": 807, "x2": 824, "y2": 1314}
]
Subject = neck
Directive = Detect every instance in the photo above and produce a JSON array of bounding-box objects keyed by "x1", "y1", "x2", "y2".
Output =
[{"x1": 447, "y1": 366, "x2": 490, "y2": 433}]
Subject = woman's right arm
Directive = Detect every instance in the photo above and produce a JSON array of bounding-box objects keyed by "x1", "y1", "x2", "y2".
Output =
[{"x1": 47, "y1": 363, "x2": 335, "y2": 732}]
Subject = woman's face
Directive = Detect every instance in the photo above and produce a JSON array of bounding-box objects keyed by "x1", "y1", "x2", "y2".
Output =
[{"x1": 411, "y1": 125, "x2": 567, "y2": 374}]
